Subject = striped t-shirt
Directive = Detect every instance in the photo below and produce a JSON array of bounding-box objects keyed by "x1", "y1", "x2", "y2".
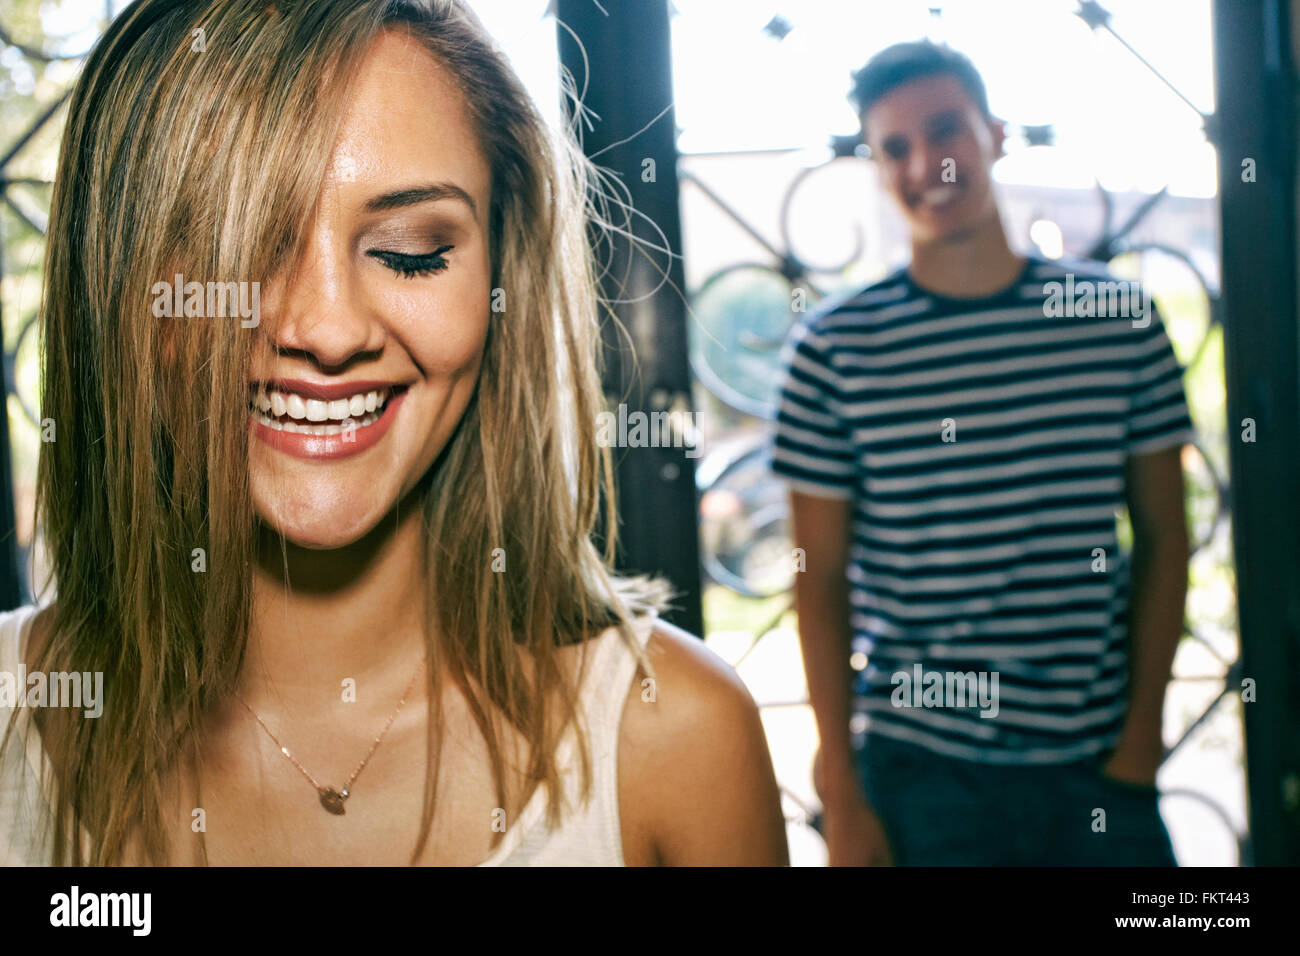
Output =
[{"x1": 771, "y1": 253, "x2": 1195, "y2": 765}]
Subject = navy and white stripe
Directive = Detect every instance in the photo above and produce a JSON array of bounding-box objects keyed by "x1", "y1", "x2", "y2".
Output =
[{"x1": 772, "y1": 253, "x2": 1195, "y2": 765}]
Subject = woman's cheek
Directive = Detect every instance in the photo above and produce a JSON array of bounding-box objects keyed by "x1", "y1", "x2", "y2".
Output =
[{"x1": 387, "y1": 275, "x2": 491, "y2": 371}]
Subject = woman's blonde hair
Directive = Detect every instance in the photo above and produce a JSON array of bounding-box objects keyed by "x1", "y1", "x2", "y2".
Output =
[{"x1": 11, "y1": 0, "x2": 667, "y2": 865}]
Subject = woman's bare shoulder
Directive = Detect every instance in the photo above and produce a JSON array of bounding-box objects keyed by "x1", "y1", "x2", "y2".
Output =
[
  {"x1": 636, "y1": 619, "x2": 755, "y2": 710},
  {"x1": 615, "y1": 619, "x2": 789, "y2": 865},
  {"x1": 0, "y1": 603, "x2": 55, "y2": 671},
  {"x1": 25, "y1": 604, "x2": 56, "y2": 670}
]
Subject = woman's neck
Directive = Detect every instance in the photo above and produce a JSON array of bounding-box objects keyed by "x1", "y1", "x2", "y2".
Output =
[{"x1": 242, "y1": 501, "x2": 429, "y2": 712}]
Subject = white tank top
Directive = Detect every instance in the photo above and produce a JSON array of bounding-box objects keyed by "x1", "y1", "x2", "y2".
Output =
[{"x1": 0, "y1": 602, "x2": 655, "y2": 866}]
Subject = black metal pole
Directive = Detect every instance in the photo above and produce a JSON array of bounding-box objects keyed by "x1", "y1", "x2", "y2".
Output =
[
  {"x1": 0, "y1": 206, "x2": 29, "y2": 611},
  {"x1": 556, "y1": 0, "x2": 704, "y2": 636},
  {"x1": 1212, "y1": 0, "x2": 1300, "y2": 865}
]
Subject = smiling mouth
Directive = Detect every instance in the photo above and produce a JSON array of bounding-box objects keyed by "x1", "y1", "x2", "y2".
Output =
[
  {"x1": 915, "y1": 184, "x2": 962, "y2": 209},
  {"x1": 249, "y1": 384, "x2": 407, "y2": 435}
]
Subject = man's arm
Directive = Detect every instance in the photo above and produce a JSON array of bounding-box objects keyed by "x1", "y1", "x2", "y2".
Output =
[
  {"x1": 790, "y1": 490, "x2": 894, "y2": 864},
  {"x1": 1107, "y1": 445, "x2": 1190, "y2": 784},
  {"x1": 790, "y1": 490, "x2": 858, "y2": 804}
]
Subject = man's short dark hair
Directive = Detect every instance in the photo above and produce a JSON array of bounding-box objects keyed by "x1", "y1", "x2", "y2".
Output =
[{"x1": 849, "y1": 41, "x2": 991, "y2": 123}]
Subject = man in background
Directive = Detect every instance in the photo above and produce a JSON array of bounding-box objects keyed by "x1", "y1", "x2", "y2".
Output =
[{"x1": 772, "y1": 41, "x2": 1193, "y2": 865}]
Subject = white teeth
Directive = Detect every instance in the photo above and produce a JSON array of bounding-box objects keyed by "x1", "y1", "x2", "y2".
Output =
[
  {"x1": 922, "y1": 185, "x2": 959, "y2": 206},
  {"x1": 256, "y1": 411, "x2": 383, "y2": 433},
  {"x1": 261, "y1": 389, "x2": 390, "y2": 420},
  {"x1": 252, "y1": 386, "x2": 396, "y2": 436}
]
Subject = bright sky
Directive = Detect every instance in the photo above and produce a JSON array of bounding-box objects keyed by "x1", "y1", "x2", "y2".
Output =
[{"x1": 51, "y1": 0, "x2": 1215, "y2": 198}]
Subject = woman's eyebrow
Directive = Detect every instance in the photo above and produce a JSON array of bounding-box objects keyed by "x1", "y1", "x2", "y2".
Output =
[{"x1": 363, "y1": 182, "x2": 477, "y2": 217}]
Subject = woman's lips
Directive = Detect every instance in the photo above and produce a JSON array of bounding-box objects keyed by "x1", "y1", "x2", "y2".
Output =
[{"x1": 251, "y1": 389, "x2": 408, "y2": 460}]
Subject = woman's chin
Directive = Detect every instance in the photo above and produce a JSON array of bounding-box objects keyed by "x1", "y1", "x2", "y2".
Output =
[{"x1": 253, "y1": 493, "x2": 395, "y2": 552}]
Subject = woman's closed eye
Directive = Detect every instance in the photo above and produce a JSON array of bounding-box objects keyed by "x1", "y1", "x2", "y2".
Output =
[{"x1": 367, "y1": 244, "x2": 454, "y2": 278}]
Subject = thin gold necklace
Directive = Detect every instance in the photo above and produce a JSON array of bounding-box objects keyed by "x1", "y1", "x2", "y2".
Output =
[{"x1": 237, "y1": 662, "x2": 423, "y2": 816}]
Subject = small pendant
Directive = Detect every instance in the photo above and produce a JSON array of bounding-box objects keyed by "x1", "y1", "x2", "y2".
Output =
[{"x1": 319, "y1": 787, "x2": 347, "y2": 815}]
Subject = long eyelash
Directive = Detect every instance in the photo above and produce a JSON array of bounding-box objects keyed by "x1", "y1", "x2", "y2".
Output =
[{"x1": 368, "y1": 244, "x2": 454, "y2": 278}]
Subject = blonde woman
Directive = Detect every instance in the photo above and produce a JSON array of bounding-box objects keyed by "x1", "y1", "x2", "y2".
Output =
[{"x1": 0, "y1": 0, "x2": 788, "y2": 866}]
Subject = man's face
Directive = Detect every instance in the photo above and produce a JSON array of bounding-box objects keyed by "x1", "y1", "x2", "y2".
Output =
[{"x1": 862, "y1": 73, "x2": 1005, "y2": 244}]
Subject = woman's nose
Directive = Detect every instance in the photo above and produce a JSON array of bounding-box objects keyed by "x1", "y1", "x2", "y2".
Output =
[{"x1": 263, "y1": 228, "x2": 386, "y2": 369}]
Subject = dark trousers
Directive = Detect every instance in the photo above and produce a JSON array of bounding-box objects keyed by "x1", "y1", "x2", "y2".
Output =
[{"x1": 855, "y1": 733, "x2": 1178, "y2": 866}]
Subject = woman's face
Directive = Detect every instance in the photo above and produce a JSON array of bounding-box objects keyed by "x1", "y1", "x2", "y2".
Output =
[{"x1": 249, "y1": 30, "x2": 492, "y2": 549}]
